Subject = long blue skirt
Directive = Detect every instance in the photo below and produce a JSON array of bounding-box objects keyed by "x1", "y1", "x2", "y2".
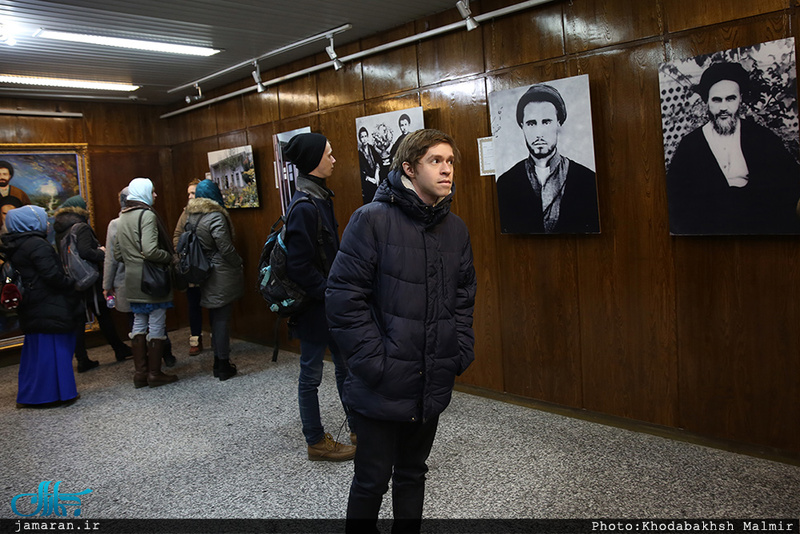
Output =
[{"x1": 17, "y1": 332, "x2": 78, "y2": 405}]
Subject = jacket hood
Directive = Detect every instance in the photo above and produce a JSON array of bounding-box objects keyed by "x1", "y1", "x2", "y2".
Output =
[
  {"x1": 374, "y1": 169, "x2": 454, "y2": 228},
  {"x1": 185, "y1": 197, "x2": 235, "y2": 240},
  {"x1": 5, "y1": 205, "x2": 49, "y2": 234},
  {"x1": 53, "y1": 206, "x2": 89, "y2": 233},
  {"x1": 185, "y1": 197, "x2": 228, "y2": 216}
]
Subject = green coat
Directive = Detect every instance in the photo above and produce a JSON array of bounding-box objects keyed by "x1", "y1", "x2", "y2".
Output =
[
  {"x1": 183, "y1": 197, "x2": 243, "y2": 309},
  {"x1": 113, "y1": 207, "x2": 173, "y2": 304}
]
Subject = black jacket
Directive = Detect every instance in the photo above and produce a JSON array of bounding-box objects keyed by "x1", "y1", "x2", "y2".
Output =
[
  {"x1": 1, "y1": 230, "x2": 82, "y2": 334},
  {"x1": 326, "y1": 170, "x2": 477, "y2": 422},
  {"x1": 285, "y1": 174, "x2": 339, "y2": 343},
  {"x1": 666, "y1": 119, "x2": 800, "y2": 235},
  {"x1": 53, "y1": 206, "x2": 105, "y2": 312}
]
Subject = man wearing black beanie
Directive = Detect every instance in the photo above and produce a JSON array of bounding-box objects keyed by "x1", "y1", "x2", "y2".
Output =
[{"x1": 283, "y1": 133, "x2": 356, "y2": 462}]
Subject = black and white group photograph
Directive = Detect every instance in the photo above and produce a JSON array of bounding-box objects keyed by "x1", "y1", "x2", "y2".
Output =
[{"x1": 354, "y1": 107, "x2": 424, "y2": 204}]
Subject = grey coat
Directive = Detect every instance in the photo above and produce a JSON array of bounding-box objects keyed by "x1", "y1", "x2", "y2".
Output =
[
  {"x1": 113, "y1": 207, "x2": 173, "y2": 304},
  {"x1": 184, "y1": 197, "x2": 243, "y2": 309},
  {"x1": 103, "y1": 217, "x2": 130, "y2": 312}
]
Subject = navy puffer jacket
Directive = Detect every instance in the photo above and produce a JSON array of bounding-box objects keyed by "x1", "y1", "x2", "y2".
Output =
[{"x1": 326, "y1": 169, "x2": 477, "y2": 423}]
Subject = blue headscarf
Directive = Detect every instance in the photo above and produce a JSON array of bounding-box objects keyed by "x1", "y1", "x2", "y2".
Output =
[
  {"x1": 194, "y1": 180, "x2": 224, "y2": 206},
  {"x1": 127, "y1": 177, "x2": 154, "y2": 205},
  {"x1": 5, "y1": 205, "x2": 48, "y2": 234}
]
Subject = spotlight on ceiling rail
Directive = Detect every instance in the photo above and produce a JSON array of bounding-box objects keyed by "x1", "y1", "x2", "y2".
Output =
[{"x1": 456, "y1": 0, "x2": 480, "y2": 31}]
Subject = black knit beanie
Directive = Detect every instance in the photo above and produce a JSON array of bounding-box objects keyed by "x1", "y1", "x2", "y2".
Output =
[{"x1": 284, "y1": 133, "x2": 328, "y2": 175}]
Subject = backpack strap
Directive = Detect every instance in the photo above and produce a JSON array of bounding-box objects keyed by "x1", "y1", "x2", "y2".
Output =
[{"x1": 286, "y1": 195, "x2": 328, "y2": 275}]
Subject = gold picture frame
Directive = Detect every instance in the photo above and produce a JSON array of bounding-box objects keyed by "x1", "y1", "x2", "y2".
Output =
[{"x1": 0, "y1": 143, "x2": 94, "y2": 350}]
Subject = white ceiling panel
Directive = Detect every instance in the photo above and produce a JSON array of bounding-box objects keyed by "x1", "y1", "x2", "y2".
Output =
[{"x1": 0, "y1": 0, "x2": 464, "y2": 105}]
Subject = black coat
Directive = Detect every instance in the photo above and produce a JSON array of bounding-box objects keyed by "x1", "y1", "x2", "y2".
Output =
[
  {"x1": 53, "y1": 207, "x2": 105, "y2": 312},
  {"x1": 666, "y1": 119, "x2": 800, "y2": 235},
  {"x1": 285, "y1": 174, "x2": 339, "y2": 343},
  {"x1": 496, "y1": 157, "x2": 600, "y2": 234},
  {"x1": 326, "y1": 170, "x2": 477, "y2": 423},
  {"x1": 1, "y1": 231, "x2": 82, "y2": 334}
]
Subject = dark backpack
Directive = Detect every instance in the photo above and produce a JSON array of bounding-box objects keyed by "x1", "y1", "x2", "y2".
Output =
[
  {"x1": 175, "y1": 215, "x2": 212, "y2": 286},
  {"x1": 0, "y1": 259, "x2": 24, "y2": 312},
  {"x1": 256, "y1": 197, "x2": 327, "y2": 360},
  {"x1": 61, "y1": 224, "x2": 100, "y2": 291}
]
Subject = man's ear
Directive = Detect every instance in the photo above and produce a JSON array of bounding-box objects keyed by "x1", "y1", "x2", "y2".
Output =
[{"x1": 402, "y1": 161, "x2": 415, "y2": 179}]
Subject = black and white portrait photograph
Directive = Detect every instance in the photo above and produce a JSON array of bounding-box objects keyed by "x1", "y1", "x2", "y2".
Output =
[
  {"x1": 354, "y1": 107, "x2": 424, "y2": 204},
  {"x1": 272, "y1": 126, "x2": 310, "y2": 214},
  {"x1": 660, "y1": 38, "x2": 800, "y2": 235},
  {"x1": 489, "y1": 74, "x2": 600, "y2": 235}
]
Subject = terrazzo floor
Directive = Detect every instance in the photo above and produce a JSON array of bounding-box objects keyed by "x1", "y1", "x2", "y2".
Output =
[{"x1": 1, "y1": 328, "x2": 798, "y2": 529}]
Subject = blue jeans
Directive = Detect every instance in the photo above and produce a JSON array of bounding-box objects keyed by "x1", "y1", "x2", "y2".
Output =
[
  {"x1": 131, "y1": 307, "x2": 167, "y2": 340},
  {"x1": 298, "y1": 337, "x2": 351, "y2": 445},
  {"x1": 345, "y1": 413, "x2": 440, "y2": 534}
]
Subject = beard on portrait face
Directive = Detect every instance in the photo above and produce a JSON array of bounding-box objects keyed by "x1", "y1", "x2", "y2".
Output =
[{"x1": 709, "y1": 108, "x2": 739, "y2": 136}]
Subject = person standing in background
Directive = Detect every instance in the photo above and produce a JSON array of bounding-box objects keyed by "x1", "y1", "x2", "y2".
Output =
[
  {"x1": 181, "y1": 180, "x2": 243, "y2": 380},
  {"x1": 113, "y1": 177, "x2": 178, "y2": 389},
  {"x1": 1, "y1": 205, "x2": 83, "y2": 407},
  {"x1": 53, "y1": 195, "x2": 132, "y2": 371},
  {"x1": 283, "y1": 132, "x2": 356, "y2": 462},
  {"x1": 173, "y1": 179, "x2": 205, "y2": 356}
]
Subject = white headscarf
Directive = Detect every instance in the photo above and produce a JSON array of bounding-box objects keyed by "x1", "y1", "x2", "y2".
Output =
[{"x1": 127, "y1": 177, "x2": 153, "y2": 206}]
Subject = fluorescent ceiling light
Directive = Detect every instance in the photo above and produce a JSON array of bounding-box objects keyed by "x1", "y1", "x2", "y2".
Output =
[
  {"x1": 35, "y1": 29, "x2": 221, "y2": 56},
  {"x1": 0, "y1": 74, "x2": 139, "y2": 91}
]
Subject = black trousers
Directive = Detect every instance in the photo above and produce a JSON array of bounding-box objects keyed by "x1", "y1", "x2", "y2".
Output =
[
  {"x1": 74, "y1": 299, "x2": 127, "y2": 359},
  {"x1": 346, "y1": 412, "x2": 440, "y2": 534}
]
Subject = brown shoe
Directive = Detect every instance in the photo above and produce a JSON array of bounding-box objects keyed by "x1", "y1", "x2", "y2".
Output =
[
  {"x1": 307, "y1": 433, "x2": 356, "y2": 462},
  {"x1": 350, "y1": 432, "x2": 357, "y2": 446},
  {"x1": 189, "y1": 335, "x2": 202, "y2": 356}
]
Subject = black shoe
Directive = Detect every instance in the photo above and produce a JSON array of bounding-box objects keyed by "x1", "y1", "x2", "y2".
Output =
[
  {"x1": 114, "y1": 344, "x2": 133, "y2": 361},
  {"x1": 77, "y1": 358, "x2": 99, "y2": 373},
  {"x1": 217, "y1": 359, "x2": 237, "y2": 381},
  {"x1": 163, "y1": 351, "x2": 177, "y2": 368}
]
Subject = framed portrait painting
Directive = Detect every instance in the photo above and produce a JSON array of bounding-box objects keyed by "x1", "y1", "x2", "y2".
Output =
[
  {"x1": 488, "y1": 74, "x2": 601, "y2": 235},
  {"x1": 659, "y1": 38, "x2": 800, "y2": 235},
  {"x1": 0, "y1": 143, "x2": 92, "y2": 349},
  {"x1": 273, "y1": 126, "x2": 311, "y2": 215}
]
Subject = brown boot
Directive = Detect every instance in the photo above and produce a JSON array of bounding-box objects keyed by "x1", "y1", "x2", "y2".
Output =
[
  {"x1": 131, "y1": 334, "x2": 148, "y2": 388},
  {"x1": 189, "y1": 335, "x2": 202, "y2": 356},
  {"x1": 147, "y1": 338, "x2": 178, "y2": 388},
  {"x1": 307, "y1": 433, "x2": 356, "y2": 462}
]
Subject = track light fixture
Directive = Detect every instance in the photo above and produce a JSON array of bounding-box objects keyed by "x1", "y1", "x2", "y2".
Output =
[
  {"x1": 184, "y1": 84, "x2": 203, "y2": 103},
  {"x1": 325, "y1": 35, "x2": 344, "y2": 71},
  {"x1": 456, "y1": 0, "x2": 480, "y2": 31},
  {"x1": 0, "y1": 22, "x2": 17, "y2": 46},
  {"x1": 251, "y1": 61, "x2": 265, "y2": 92}
]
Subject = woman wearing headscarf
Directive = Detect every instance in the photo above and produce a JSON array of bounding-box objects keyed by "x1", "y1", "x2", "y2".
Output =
[
  {"x1": 104, "y1": 188, "x2": 177, "y2": 368},
  {"x1": 172, "y1": 178, "x2": 205, "y2": 356},
  {"x1": 0, "y1": 205, "x2": 83, "y2": 407},
  {"x1": 182, "y1": 179, "x2": 243, "y2": 380},
  {"x1": 53, "y1": 195, "x2": 132, "y2": 371},
  {"x1": 113, "y1": 177, "x2": 178, "y2": 388}
]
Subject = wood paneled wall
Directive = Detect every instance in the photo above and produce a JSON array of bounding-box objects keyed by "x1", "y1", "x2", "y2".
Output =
[{"x1": 2, "y1": 0, "x2": 799, "y2": 457}]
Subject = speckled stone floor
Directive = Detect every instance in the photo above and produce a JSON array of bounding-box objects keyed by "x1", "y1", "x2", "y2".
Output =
[{"x1": 1, "y1": 328, "x2": 798, "y2": 524}]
